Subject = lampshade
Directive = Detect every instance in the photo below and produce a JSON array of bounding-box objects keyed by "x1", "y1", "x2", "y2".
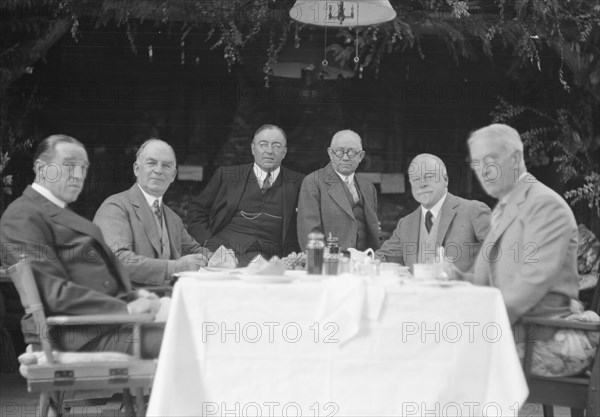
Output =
[
  {"x1": 267, "y1": 38, "x2": 355, "y2": 80},
  {"x1": 289, "y1": 0, "x2": 397, "y2": 27}
]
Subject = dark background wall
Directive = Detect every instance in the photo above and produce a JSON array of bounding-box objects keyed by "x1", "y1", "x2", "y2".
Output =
[{"x1": 6, "y1": 20, "x2": 590, "y2": 236}]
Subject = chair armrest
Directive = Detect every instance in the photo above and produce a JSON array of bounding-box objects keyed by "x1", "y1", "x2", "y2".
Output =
[
  {"x1": 522, "y1": 316, "x2": 600, "y2": 332},
  {"x1": 47, "y1": 313, "x2": 155, "y2": 326}
]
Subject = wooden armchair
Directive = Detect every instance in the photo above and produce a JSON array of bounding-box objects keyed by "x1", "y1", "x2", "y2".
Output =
[
  {"x1": 2, "y1": 256, "x2": 157, "y2": 417},
  {"x1": 523, "y1": 273, "x2": 600, "y2": 417}
]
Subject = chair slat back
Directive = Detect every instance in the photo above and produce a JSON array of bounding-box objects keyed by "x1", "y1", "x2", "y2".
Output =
[{"x1": 5, "y1": 255, "x2": 55, "y2": 365}]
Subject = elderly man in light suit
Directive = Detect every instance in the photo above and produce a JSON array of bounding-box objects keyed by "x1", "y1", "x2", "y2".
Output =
[
  {"x1": 94, "y1": 139, "x2": 211, "y2": 287},
  {"x1": 458, "y1": 123, "x2": 599, "y2": 376},
  {"x1": 297, "y1": 130, "x2": 380, "y2": 252},
  {"x1": 376, "y1": 153, "x2": 491, "y2": 272}
]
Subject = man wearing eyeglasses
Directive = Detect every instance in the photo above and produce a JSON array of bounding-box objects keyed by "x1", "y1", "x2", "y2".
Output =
[
  {"x1": 376, "y1": 153, "x2": 491, "y2": 272},
  {"x1": 297, "y1": 130, "x2": 381, "y2": 252},
  {"x1": 188, "y1": 124, "x2": 304, "y2": 266}
]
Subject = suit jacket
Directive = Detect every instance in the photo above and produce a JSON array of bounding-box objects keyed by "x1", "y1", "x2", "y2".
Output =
[
  {"x1": 473, "y1": 174, "x2": 579, "y2": 327},
  {"x1": 93, "y1": 184, "x2": 210, "y2": 286},
  {"x1": 376, "y1": 193, "x2": 491, "y2": 272},
  {"x1": 297, "y1": 163, "x2": 380, "y2": 251},
  {"x1": 187, "y1": 164, "x2": 305, "y2": 255},
  {"x1": 0, "y1": 186, "x2": 136, "y2": 350}
]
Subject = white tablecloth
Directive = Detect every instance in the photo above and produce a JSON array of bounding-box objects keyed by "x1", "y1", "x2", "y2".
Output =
[{"x1": 148, "y1": 277, "x2": 528, "y2": 416}]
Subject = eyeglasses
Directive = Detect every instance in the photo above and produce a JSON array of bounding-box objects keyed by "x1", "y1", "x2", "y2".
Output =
[
  {"x1": 409, "y1": 173, "x2": 439, "y2": 184},
  {"x1": 331, "y1": 148, "x2": 362, "y2": 159},
  {"x1": 256, "y1": 141, "x2": 284, "y2": 152}
]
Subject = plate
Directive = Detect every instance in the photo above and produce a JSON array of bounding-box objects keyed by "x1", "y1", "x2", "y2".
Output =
[
  {"x1": 174, "y1": 270, "x2": 237, "y2": 280},
  {"x1": 284, "y1": 270, "x2": 307, "y2": 277},
  {"x1": 239, "y1": 274, "x2": 297, "y2": 284},
  {"x1": 409, "y1": 279, "x2": 471, "y2": 287}
]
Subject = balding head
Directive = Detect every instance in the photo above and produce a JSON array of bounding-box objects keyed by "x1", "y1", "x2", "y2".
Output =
[
  {"x1": 328, "y1": 130, "x2": 365, "y2": 176},
  {"x1": 408, "y1": 153, "x2": 449, "y2": 209}
]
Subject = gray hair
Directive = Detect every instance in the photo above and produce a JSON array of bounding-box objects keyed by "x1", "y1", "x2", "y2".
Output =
[
  {"x1": 33, "y1": 134, "x2": 85, "y2": 163},
  {"x1": 410, "y1": 153, "x2": 448, "y2": 181},
  {"x1": 135, "y1": 138, "x2": 177, "y2": 165},
  {"x1": 330, "y1": 130, "x2": 363, "y2": 149},
  {"x1": 467, "y1": 123, "x2": 524, "y2": 154}
]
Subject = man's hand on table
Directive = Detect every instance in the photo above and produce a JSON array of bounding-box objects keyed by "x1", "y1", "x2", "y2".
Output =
[
  {"x1": 442, "y1": 261, "x2": 474, "y2": 283},
  {"x1": 174, "y1": 253, "x2": 209, "y2": 272}
]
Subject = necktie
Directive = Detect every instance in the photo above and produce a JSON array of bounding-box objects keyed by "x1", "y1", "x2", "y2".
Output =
[
  {"x1": 491, "y1": 201, "x2": 506, "y2": 233},
  {"x1": 261, "y1": 172, "x2": 272, "y2": 194},
  {"x1": 153, "y1": 199, "x2": 163, "y2": 224},
  {"x1": 425, "y1": 210, "x2": 433, "y2": 233},
  {"x1": 345, "y1": 177, "x2": 359, "y2": 203}
]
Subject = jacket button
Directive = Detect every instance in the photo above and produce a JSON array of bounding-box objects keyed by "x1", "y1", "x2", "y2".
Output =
[{"x1": 103, "y1": 281, "x2": 110, "y2": 288}]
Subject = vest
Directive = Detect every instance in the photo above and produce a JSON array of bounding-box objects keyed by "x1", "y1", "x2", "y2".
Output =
[
  {"x1": 342, "y1": 179, "x2": 369, "y2": 250},
  {"x1": 220, "y1": 172, "x2": 284, "y2": 249}
]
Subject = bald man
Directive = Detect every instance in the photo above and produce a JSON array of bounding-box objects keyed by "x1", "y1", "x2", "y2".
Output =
[
  {"x1": 376, "y1": 153, "x2": 491, "y2": 272},
  {"x1": 297, "y1": 130, "x2": 380, "y2": 252}
]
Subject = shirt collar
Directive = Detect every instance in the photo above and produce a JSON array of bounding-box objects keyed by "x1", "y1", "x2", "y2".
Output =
[
  {"x1": 497, "y1": 172, "x2": 528, "y2": 207},
  {"x1": 137, "y1": 183, "x2": 163, "y2": 207},
  {"x1": 31, "y1": 183, "x2": 67, "y2": 208},
  {"x1": 333, "y1": 169, "x2": 355, "y2": 184},
  {"x1": 421, "y1": 192, "x2": 447, "y2": 219},
  {"x1": 253, "y1": 163, "x2": 281, "y2": 185}
]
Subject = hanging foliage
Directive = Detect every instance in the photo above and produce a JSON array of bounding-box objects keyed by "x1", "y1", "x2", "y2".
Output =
[
  {"x1": 1, "y1": 0, "x2": 599, "y2": 96},
  {"x1": 491, "y1": 96, "x2": 600, "y2": 216}
]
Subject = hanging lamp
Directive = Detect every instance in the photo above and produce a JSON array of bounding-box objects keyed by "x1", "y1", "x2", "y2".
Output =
[{"x1": 289, "y1": 0, "x2": 396, "y2": 27}]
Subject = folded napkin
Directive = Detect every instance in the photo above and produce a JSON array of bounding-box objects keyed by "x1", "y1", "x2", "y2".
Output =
[
  {"x1": 243, "y1": 255, "x2": 286, "y2": 275},
  {"x1": 207, "y1": 245, "x2": 238, "y2": 268},
  {"x1": 154, "y1": 297, "x2": 171, "y2": 322},
  {"x1": 315, "y1": 276, "x2": 385, "y2": 345}
]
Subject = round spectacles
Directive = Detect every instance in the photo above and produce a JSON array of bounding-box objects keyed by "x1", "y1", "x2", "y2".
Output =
[
  {"x1": 331, "y1": 148, "x2": 361, "y2": 159},
  {"x1": 256, "y1": 141, "x2": 284, "y2": 151}
]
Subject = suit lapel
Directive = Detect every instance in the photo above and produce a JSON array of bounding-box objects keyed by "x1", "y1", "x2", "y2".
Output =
[
  {"x1": 25, "y1": 186, "x2": 126, "y2": 279},
  {"x1": 405, "y1": 208, "x2": 421, "y2": 267},
  {"x1": 163, "y1": 205, "x2": 181, "y2": 258},
  {"x1": 281, "y1": 167, "x2": 295, "y2": 243},
  {"x1": 493, "y1": 177, "x2": 531, "y2": 241},
  {"x1": 325, "y1": 164, "x2": 354, "y2": 219},
  {"x1": 129, "y1": 185, "x2": 162, "y2": 255},
  {"x1": 226, "y1": 164, "x2": 252, "y2": 219},
  {"x1": 436, "y1": 193, "x2": 458, "y2": 246},
  {"x1": 24, "y1": 188, "x2": 106, "y2": 247}
]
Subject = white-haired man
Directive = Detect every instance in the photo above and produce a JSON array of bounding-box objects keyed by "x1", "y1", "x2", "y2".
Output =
[
  {"x1": 460, "y1": 123, "x2": 599, "y2": 376},
  {"x1": 376, "y1": 153, "x2": 491, "y2": 272}
]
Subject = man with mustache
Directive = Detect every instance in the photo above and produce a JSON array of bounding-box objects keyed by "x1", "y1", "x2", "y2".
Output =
[
  {"x1": 188, "y1": 125, "x2": 304, "y2": 266},
  {"x1": 94, "y1": 138, "x2": 212, "y2": 287},
  {"x1": 376, "y1": 153, "x2": 491, "y2": 272}
]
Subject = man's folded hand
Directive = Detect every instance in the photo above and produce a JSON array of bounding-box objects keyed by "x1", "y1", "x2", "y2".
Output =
[
  {"x1": 174, "y1": 253, "x2": 209, "y2": 272},
  {"x1": 127, "y1": 297, "x2": 161, "y2": 315}
]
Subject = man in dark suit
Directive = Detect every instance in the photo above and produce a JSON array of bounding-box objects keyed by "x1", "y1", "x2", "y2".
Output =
[
  {"x1": 297, "y1": 130, "x2": 380, "y2": 252},
  {"x1": 94, "y1": 139, "x2": 212, "y2": 287},
  {"x1": 376, "y1": 153, "x2": 491, "y2": 272},
  {"x1": 0, "y1": 135, "x2": 163, "y2": 357},
  {"x1": 187, "y1": 125, "x2": 304, "y2": 266}
]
